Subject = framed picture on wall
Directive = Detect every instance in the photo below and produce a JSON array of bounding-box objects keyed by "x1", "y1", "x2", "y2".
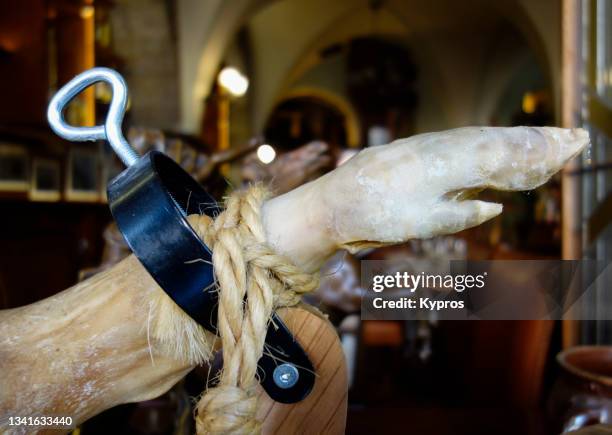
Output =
[
  {"x1": 165, "y1": 139, "x2": 183, "y2": 163},
  {"x1": 65, "y1": 147, "x2": 100, "y2": 202},
  {"x1": 0, "y1": 143, "x2": 29, "y2": 192},
  {"x1": 29, "y1": 158, "x2": 61, "y2": 202}
]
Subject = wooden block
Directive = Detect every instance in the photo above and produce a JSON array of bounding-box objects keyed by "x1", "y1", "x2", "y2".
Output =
[{"x1": 256, "y1": 305, "x2": 348, "y2": 435}]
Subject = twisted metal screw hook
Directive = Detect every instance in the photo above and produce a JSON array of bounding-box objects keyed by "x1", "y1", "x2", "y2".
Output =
[{"x1": 47, "y1": 67, "x2": 139, "y2": 167}]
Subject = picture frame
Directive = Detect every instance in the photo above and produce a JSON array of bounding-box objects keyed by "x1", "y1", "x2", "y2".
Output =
[
  {"x1": 0, "y1": 142, "x2": 29, "y2": 192},
  {"x1": 29, "y1": 158, "x2": 61, "y2": 202},
  {"x1": 165, "y1": 138, "x2": 183, "y2": 163},
  {"x1": 65, "y1": 147, "x2": 101, "y2": 202}
]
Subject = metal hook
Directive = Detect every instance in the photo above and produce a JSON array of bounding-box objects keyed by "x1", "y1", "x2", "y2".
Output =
[{"x1": 47, "y1": 67, "x2": 139, "y2": 167}]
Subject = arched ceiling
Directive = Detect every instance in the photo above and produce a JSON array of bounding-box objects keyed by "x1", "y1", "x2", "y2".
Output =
[
  {"x1": 177, "y1": 0, "x2": 559, "y2": 134},
  {"x1": 176, "y1": 0, "x2": 272, "y2": 132}
]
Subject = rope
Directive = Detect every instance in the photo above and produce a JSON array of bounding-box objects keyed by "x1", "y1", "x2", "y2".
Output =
[{"x1": 187, "y1": 185, "x2": 319, "y2": 434}]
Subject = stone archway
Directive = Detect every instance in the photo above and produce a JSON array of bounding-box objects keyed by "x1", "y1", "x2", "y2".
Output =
[{"x1": 276, "y1": 87, "x2": 362, "y2": 147}]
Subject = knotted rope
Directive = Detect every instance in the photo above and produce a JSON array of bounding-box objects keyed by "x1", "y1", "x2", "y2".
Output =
[{"x1": 186, "y1": 185, "x2": 319, "y2": 434}]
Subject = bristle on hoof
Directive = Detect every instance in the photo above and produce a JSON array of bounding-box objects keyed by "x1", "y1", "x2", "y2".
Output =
[{"x1": 148, "y1": 289, "x2": 217, "y2": 365}]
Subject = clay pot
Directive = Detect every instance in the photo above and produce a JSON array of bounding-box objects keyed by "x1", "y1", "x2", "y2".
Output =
[{"x1": 548, "y1": 346, "x2": 612, "y2": 433}]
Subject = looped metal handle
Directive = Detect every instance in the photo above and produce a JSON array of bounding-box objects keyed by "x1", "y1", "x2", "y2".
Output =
[{"x1": 47, "y1": 67, "x2": 139, "y2": 167}]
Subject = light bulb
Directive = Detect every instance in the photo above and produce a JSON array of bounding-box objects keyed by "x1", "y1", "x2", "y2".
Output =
[
  {"x1": 218, "y1": 67, "x2": 249, "y2": 97},
  {"x1": 257, "y1": 144, "x2": 276, "y2": 164}
]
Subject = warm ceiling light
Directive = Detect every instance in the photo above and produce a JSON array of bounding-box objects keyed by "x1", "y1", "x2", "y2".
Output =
[
  {"x1": 218, "y1": 67, "x2": 249, "y2": 97},
  {"x1": 257, "y1": 144, "x2": 276, "y2": 164},
  {"x1": 522, "y1": 92, "x2": 536, "y2": 114}
]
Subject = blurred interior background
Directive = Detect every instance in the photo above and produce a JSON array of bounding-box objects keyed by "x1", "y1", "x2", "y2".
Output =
[{"x1": 0, "y1": 0, "x2": 610, "y2": 434}]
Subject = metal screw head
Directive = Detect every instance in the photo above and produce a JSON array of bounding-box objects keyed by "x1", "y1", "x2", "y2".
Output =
[{"x1": 273, "y1": 363, "x2": 299, "y2": 389}]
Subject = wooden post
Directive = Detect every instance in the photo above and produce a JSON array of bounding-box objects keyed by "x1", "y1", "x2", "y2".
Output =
[
  {"x1": 53, "y1": 0, "x2": 96, "y2": 127},
  {"x1": 561, "y1": 0, "x2": 583, "y2": 348}
]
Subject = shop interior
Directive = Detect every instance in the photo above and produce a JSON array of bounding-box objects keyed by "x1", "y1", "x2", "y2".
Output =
[{"x1": 0, "y1": 0, "x2": 610, "y2": 434}]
